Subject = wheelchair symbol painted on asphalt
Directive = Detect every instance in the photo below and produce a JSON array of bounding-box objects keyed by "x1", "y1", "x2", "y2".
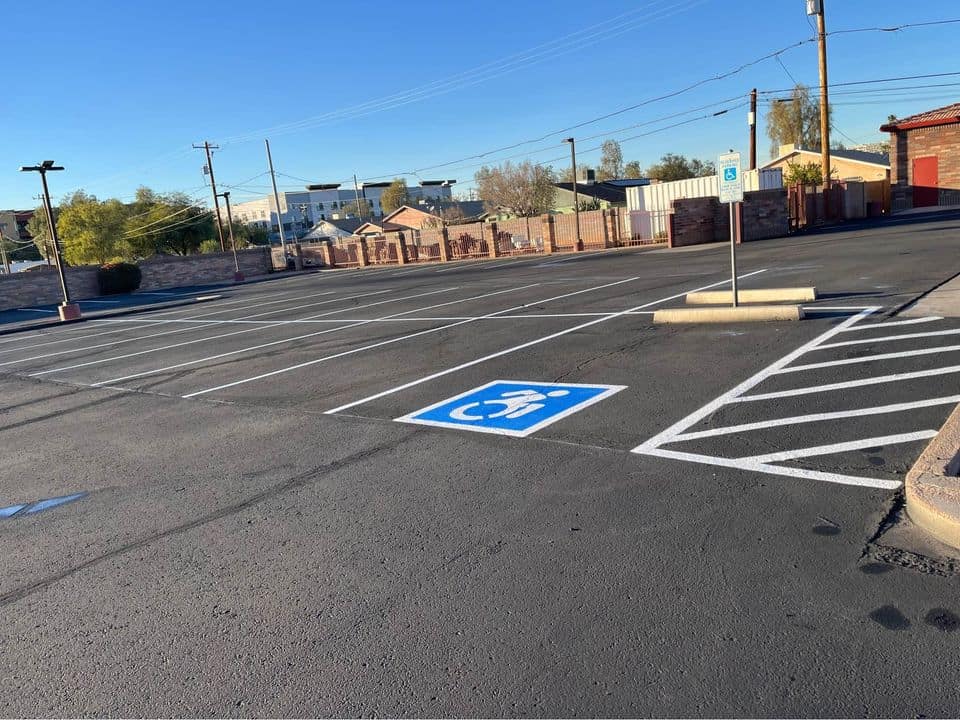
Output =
[
  {"x1": 397, "y1": 380, "x2": 626, "y2": 437},
  {"x1": 723, "y1": 167, "x2": 738, "y2": 182}
]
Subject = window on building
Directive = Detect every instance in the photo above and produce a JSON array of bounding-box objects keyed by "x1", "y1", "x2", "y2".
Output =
[
  {"x1": 283, "y1": 222, "x2": 292, "y2": 231},
  {"x1": 260, "y1": 210, "x2": 266, "y2": 218},
  {"x1": 317, "y1": 202, "x2": 324, "y2": 210},
  {"x1": 331, "y1": 201, "x2": 338, "y2": 209}
]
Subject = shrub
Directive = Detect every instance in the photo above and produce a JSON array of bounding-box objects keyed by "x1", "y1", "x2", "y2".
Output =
[{"x1": 97, "y1": 262, "x2": 142, "y2": 295}]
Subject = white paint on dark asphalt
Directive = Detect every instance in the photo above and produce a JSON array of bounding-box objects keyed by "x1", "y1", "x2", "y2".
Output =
[{"x1": 634, "y1": 309, "x2": 960, "y2": 489}]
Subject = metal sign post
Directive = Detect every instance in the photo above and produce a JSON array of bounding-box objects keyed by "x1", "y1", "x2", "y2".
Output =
[{"x1": 718, "y1": 151, "x2": 744, "y2": 308}]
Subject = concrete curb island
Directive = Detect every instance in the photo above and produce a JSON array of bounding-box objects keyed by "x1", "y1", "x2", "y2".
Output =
[{"x1": 906, "y1": 403, "x2": 960, "y2": 552}]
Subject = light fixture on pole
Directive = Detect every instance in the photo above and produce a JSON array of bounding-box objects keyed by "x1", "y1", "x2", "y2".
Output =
[
  {"x1": 19, "y1": 161, "x2": 81, "y2": 321},
  {"x1": 563, "y1": 138, "x2": 583, "y2": 251}
]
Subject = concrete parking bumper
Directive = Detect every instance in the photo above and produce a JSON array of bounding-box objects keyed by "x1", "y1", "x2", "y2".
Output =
[
  {"x1": 653, "y1": 305, "x2": 804, "y2": 323},
  {"x1": 906, "y1": 402, "x2": 960, "y2": 552},
  {"x1": 686, "y1": 287, "x2": 818, "y2": 304}
]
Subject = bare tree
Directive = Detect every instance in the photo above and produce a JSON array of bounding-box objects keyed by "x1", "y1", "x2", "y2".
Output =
[
  {"x1": 598, "y1": 139, "x2": 624, "y2": 180},
  {"x1": 475, "y1": 161, "x2": 556, "y2": 216}
]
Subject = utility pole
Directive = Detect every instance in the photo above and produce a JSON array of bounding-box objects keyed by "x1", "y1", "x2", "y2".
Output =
[
  {"x1": 265, "y1": 139, "x2": 288, "y2": 261},
  {"x1": 563, "y1": 137, "x2": 583, "y2": 251},
  {"x1": 809, "y1": 0, "x2": 832, "y2": 217},
  {"x1": 0, "y1": 230, "x2": 10, "y2": 275},
  {"x1": 353, "y1": 174, "x2": 364, "y2": 221},
  {"x1": 217, "y1": 191, "x2": 243, "y2": 281},
  {"x1": 194, "y1": 141, "x2": 226, "y2": 251},
  {"x1": 19, "y1": 161, "x2": 80, "y2": 321},
  {"x1": 749, "y1": 88, "x2": 758, "y2": 171},
  {"x1": 34, "y1": 194, "x2": 52, "y2": 265}
]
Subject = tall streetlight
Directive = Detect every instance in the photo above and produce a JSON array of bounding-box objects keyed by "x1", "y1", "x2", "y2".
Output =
[
  {"x1": 216, "y1": 191, "x2": 244, "y2": 282},
  {"x1": 19, "y1": 161, "x2": 81, "y2": 321},
  {"x1": 563, "y1": 138, "x2": 583, "y2": 251}
]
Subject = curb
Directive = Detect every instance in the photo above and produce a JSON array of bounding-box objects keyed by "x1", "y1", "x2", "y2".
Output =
[
  {"x1": 686, "y1": 287, "x2": 818, "y2": 304},
  {"x1": 653, "y1": 305, "x2": 805, "y2": 323},
  {"x1": 905, "y1": 402, "x2": 960, "y2": 551},
  {"x1": 0, "y1": 294, "x2": 223, "y2": 338}
]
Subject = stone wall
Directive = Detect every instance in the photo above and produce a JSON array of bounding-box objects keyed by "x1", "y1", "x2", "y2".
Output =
[
  {"x1": 0, "y1": 266, "x2": 100, "y2": 312},
  {"x1": 138, "y1": 247, "x2": 272, "y2": 291},
  {"x1": 668, "y1": 189, "x2": 788, "y2": 248},
  {"x1": 0, "y1": 247, "x2": 272, "y2": 312}
]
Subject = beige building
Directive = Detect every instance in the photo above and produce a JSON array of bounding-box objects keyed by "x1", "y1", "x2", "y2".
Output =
[{"x1": 762, "y1": 144, "x2": 890, "y2": 182}]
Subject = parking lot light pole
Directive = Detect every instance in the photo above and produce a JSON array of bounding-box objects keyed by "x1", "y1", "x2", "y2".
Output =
[
  {"x1": 19, "y1": 161, "x2": 81, "y2": 321},
  {"x1": 563, "y1": 138, "x2": 583, "y2": 251},
  {"x1": 217, "y1": 191, "x2": 244, "y2": 282}
]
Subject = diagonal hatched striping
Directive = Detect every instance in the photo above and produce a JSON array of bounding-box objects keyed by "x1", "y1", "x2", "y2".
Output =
[{"x1": 633, "y1": 310, "x2": 959, "y2": 489}]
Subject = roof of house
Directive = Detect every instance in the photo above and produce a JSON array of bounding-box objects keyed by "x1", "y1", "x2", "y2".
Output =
[
  {"x1": 324, "y1": 216, "x2": 366, "y2": 234},
  {"x1": 553, "y1": 182, "x2": 628, "y2": 203},
  {"x1": 880, "y1": 102, "x2": 960, "y2": 132},
  {"x1": 762, "y1": 145, "x2": 890, "y2": 169},
  {"x1": 301, "y1": 219, "x2": 355, "y2": 241}
]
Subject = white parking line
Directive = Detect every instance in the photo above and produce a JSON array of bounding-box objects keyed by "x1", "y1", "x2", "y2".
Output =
[
  {"x1": 669, "y1": 395, "x2": 960, "y2": 442},
  {"x1": 740, "y1": 430, "x2": 938, "y2": 464},
  {"x1": 37, "y1": 288, "x2": 459, "y2": 378},
  {"x1": 839, "y1": 316, "x2": 942, "y2": 332},
  {"x1": 4, "y1": 289, "x2": 393, "y2": 369},
  {"x1": 732, "y1": 364, "x2": 960, "y2": 402},
  {"x1": 321, "y1": 269, "x2": 769, "y2": 415},
  {"x1": 96, "y1": 284, "x2": 539, "y2": 389},
  {"x1": 816, "y1": 327, "x2": 960, "y2": 349},
  {"x1": 779, "y1": 344, "x2": 960, "y2": 373}
]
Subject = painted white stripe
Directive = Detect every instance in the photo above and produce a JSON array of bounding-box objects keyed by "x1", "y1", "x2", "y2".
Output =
[
  {"x1": 640, "y1": 447, "x2": 901, "y2": 490},
  {"x1": 182, "y1": 274, "x2": 666, "y2": 399},
  {"x1": 4, "y1": 289, "x2": 393, "y2": 369},
  {"x1": 669, "y1": 395, "x2": 960, "y2": 442},
  {"x1": 83, "y1": 311, "x2": 660, "y2": 325},
  {"x1": 817, "y1": 328, "x2": 960, "y2": 349},
  {"x1": 838, "y1": 316, "x2": 942, "y2": 332},
  {"x1": 320, "y1": 269, "x2": 769, "y2": 414},
  {"x1": 741, "y1": 430, "x2": 938, "y2": 464},
  {"x1": 733, "y1": 364, "x2": 960, "y2": 402},
  {"x1": 632, "y1": 308, "x2": 879, "y2": 454},
  {"x1": 0, "y1": 289, "x2": 351, "y2": 356},
  {"x1": 96, "y1": 284, "x2": 539, "y2": 389},
  {"x1": 779, "y1": 344, "x2": 960, "y2": 373},
  {"x1": 17, "y1": 308, "x2": 56, "y2": 313},
  {"x1": 38, "y1": 288, "x2": 459, "y2": 378}
]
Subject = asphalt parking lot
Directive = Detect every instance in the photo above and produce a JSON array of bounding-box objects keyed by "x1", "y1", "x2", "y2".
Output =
[{"x1": 2, "y1": 213, "x2": 960, "y2": 716}]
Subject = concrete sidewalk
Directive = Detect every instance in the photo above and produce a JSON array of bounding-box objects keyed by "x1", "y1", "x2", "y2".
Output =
[
  {"x1": 904, "y1": 271, "x2": 960, "y2": 318},
  {"x1": 903, "y1": 271, "x2": 960, "y2": 550}
]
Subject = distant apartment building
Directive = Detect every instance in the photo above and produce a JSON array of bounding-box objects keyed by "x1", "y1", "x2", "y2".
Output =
[{"x1": 228, "y1": 180, "x2": 456, "y2": 241}]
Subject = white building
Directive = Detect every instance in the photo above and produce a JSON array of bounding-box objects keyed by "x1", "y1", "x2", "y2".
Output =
[{"x1": 229, "y1": 180, "x2": 456, "y2": 241}]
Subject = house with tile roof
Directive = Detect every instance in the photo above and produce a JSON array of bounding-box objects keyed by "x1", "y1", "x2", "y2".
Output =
[{"x1": 881, "y1": 102, "x2": 960, "y2": 211}]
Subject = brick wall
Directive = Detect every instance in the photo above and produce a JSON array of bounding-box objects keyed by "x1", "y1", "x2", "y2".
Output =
[
  {"x1": 138, "y1": 247, "x2": 272, "y2": 291},
  {"x1": 0, "y1": 266, "x2": 100, "y2": 311},
  {"x1": 669, "y1": 189, "x2": 788, "y2": 247},
  {"x1": 0, "y1": 247, "x2": 272, "y2": 312},
  {"x1": 890, "y1": 123, "x2": 960, "y2": 210}
]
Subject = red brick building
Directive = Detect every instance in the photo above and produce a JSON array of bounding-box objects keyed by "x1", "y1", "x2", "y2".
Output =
[{"x1": 881, "y1": 103, "x2": 960, "y2": 211}]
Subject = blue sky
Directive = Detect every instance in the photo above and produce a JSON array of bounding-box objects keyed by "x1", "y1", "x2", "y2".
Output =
[{"x1": 3, "y1": 0, "x2": 958, "y2": 209}]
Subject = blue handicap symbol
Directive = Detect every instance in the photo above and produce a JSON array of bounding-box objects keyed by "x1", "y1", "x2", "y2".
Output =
[
  {"x1": 398, "y1": 380, "x2": 625, "y2": 437},
  {"x1": 723, "y1": 167, "x2": 738, "y2": 182}
]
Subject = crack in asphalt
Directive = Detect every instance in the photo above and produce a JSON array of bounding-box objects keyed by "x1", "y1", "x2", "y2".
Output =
[{"x1": 0, "y1": 439, "x2": 405, "y2": 607}]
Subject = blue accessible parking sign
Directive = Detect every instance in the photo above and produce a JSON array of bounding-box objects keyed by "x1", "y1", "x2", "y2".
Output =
[{"x1": 396, "y1": 380, "x2": 626, "y2": 437}]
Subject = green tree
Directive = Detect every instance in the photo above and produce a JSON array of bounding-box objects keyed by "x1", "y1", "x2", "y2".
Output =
[
  {"x1": 646, "y1": 154, "x2": 715, "y2": 182},
  {"x1": 341, "y1": 198, "x2": 373, "y2": 218},
  {"x1": 123, "y1": 191, "x2": 213, "y2": 257},
  {"x1": 783, "y1": 161, "x2": 836, "y2": 185},
  {"x1": 765, "y1": 83, "x2": 827, "y2": 157},
  {"x1": 475, "y1": 161, "x2": 556, "y2": 217},
  {"x1": 26, "y1": 208, "x2": 55, "y2": 261},
  {"x1": 380, "y1": 179, "x2": 410, "y2": 214},
  {"x1": 598, "y1": 139, "x2": 624, "y2": 180},
  {"x1": 58, "y1": 198, "x2": 129, "y2": 265},
  {"x1": 623, "y1": 160, "x2": 643, "y2": 179}
]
